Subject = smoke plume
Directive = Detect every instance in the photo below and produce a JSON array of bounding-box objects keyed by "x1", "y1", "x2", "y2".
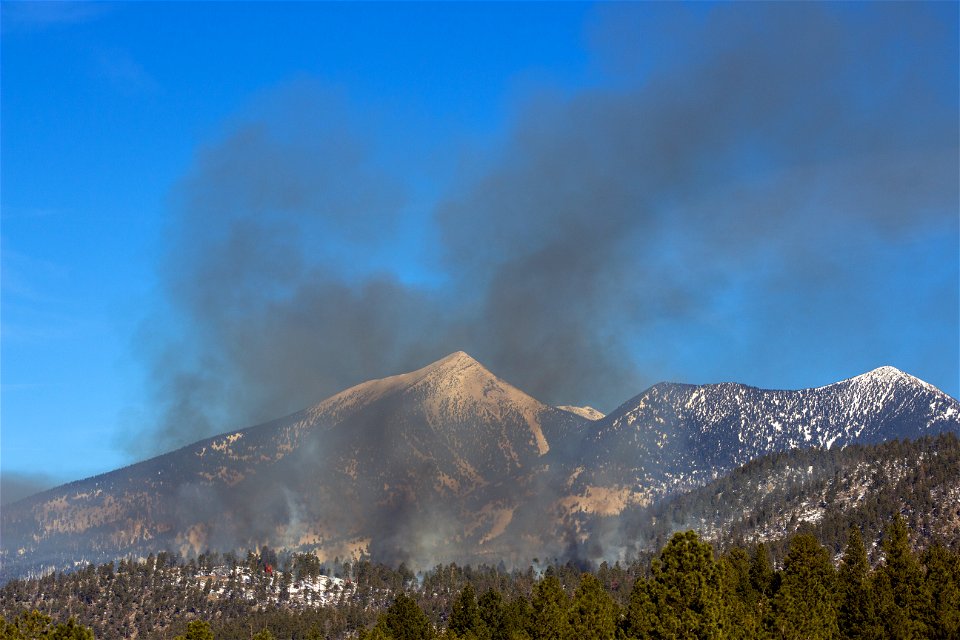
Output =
[
  {"x1": 0, "y1": 471, "x2": 60, "y2": 506},
  {"x1": 138, "y1": 3, "x2": 957, "y2": 461}
]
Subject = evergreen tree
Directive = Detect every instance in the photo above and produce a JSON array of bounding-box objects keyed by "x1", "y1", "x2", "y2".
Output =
[
  {"x1": 7, "y1": 611, "x2": 54, "y2": 640},
  {"x1": 504, "y1": 595, "x2": 533, "y2": 640},
  {"x1": 771, "y1": 533, "x2": 838, "y2": 640},
  {"x1": 749, "y1": 543, "x2": 776, "y2": 634},
  {"x1": 837, "y1": 527, "x2": 874, "y2": 639},
  {"x1": 718, "y1": 547, "x2": 764, "y2": 639},
  {"x1": 384, "y1": 593, "x2": 434, "y2": 640},
  {"x1": 530, "y1": 575, "x2": 571, "y2": 640},
  {"x1": 645, "y1": 530, "x2": 723, "y2": 639},
  {"x1": 48, "y1": 618, "x2": 95, "y2": 640},
  {"x1": 449, "y1": 583, "x2": 484, "y2": 638},
  {"x1": 622, "y1": 576, "x2": 656, "y2": 640},
  {"x1": 477, "y1": 589, "x2": 507, "y2": 640},
  {"x1": 174, "y1": 620, "x2": 214, "y2": 640},
  {"x1": 920, "y1": 542, "x2": 960, "y2": 640},
  {"x1": 568, "y1": 574, "x2": 616, "y2": 640},
  {"x1": 359, "y1": 624, "x2": 394, "y2": 640},
  {"x1": 0, "y1": 612, "x2": 95, "y2": 640},
  {"x1": 872, "y1": 515, "x2": 928, "y2": 639},
  {"x1": 749, "y1": 543, "x2": 774, "y2": 599}
]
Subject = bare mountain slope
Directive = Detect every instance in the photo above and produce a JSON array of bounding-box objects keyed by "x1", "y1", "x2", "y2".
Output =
[
  {"x1": 2, "y1": 356, "x2": 958, "y2": 579},
  {"x1": 0, "y1": 352, "x2": 582, "y2": 577}
]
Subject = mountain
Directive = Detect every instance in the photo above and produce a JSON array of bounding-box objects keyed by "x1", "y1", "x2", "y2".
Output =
[
  {"x1": 2, "y1": 355, "x2": 958, "y2": 580},
  {"x1": 557, "y1": 366, "x2": 960, "y2": 520},
  {"x1": 0, "y1": 352, "x2": 581, "y2": 577},
  {"x1": 557, "y1": 406, "x2": 605, "y2": 421},
  {"x1": 613, "y1": 431, "x2": 960, "y2": 562}
]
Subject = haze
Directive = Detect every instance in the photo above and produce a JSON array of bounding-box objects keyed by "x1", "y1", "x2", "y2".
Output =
[{"x1": 2, "y1": 2, "x2": 957, "y2": 504}]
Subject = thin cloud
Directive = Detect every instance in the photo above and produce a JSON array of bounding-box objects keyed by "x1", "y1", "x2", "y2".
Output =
[
  {"x1": 1, "y1": 2, "x2": 107, "y2": 33},
  {"x1": 92, "y1": 47, "x2": 162, "y2": 95}
]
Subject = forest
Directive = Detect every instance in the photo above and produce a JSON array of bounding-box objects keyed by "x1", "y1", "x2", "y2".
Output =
[{"x1": 2, "y1": 515, "x2": 958, "y2": 640}]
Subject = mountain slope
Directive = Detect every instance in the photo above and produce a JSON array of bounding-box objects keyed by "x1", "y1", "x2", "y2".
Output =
[
  {"x1": 0, "y1": 352, "x2": 582, "y2": 578},
  {"x1": 2, "y1": 357, "x2": 958, "y2": 580},
  {"x1": 616, "y1": 431, "x2": 960, "y2": 562},
  {"x1": 559, "y1": 366, "x2": 960, "y2": 518}
]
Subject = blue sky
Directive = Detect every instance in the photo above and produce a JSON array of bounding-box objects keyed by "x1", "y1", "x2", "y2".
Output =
[{"x1": 2, "y1": 2, "x2": 958, "y2": 502}]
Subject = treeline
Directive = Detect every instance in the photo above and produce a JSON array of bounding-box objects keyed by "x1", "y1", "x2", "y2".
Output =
[
  {"x1": 360, "y1": 516, "x2": 959, "y2": 640},
  {"x1": 3, "y1": 516, "x2": 959, "y2": 639},
  {"x1": 630, "y1": 432, "x2": 960, "y2": 561},
  {"x1": 0, "y1": 551, "x2": 375, "y2": 639}
]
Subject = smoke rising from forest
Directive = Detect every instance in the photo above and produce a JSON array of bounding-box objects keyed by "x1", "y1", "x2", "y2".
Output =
[
  {"x1": 129, "y1": 3, "x2": 957, "y2": 566},
  {"x1": 137, "y1": 3, "x2": 956, "y2": 457}
]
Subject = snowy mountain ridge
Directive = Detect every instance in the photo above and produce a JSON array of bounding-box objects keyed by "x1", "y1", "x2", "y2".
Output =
[{"x1": 560, "y1": 365, "x2": 960, "y2": 516}]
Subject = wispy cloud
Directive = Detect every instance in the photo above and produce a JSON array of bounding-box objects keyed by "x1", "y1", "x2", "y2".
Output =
[
  {"x1": 1, "y1": 1, "x2": 107, "y2": 33},
  {"x1": 93, "y1": 46, "x2": 162, "y2": 95},
  {"x1": 0, "y1": 238, "x2": 78, "y2": 344}
]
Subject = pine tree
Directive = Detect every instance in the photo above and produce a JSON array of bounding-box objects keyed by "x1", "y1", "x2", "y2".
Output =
[
  {"x1": 645, "y1": 530, "x2": 723, "y2": 639},
  {"x1": 771, "y1": 533, "x2": 838, "y2": 640},
  {"x1": 48, "y1": 618, "x2": 95, "y2": 639},
  {"x1": 174, "y1": 619, "x2": 214, "y2": 640},
  {"x1": 359, "y1": 624, "x2": 394, "y2": 640},
  {"x1": 568, "y1": 574, "x2": 616, "y2": 640},
  {"x1": 530, "y1": 574, "x2": 571, "y2": 640},
  {"x1": 0, "y1": 612, "x2": 95, "y2": 640},
  {"x1": 477, "y1": 588, "x2": 507, "y2": 640},
  {"x1": 749, "y1": 543, "x2": 774, "y2": 599},
  {"x1": 920, "y1": 542, "x2": 960, "y2": 640},
  {"x1": 872, "y1": 515, "x2": 928, "y2": 639},
  {"x1": 718, "y1": 547, "x2": 764, "y2": 639},
  {"x1": 622, "y1": 576, "x2": 656, "y2": 639},
  {"x1": 449, "y1": 583, "x2": 484, "y2": 638},
  {"x1": 384, "y1": 593, "x2": 434, "y2": 640},
  {"x1": 749, "y1": 542, "x2": 776, "y2": 634},
  {"x1": 504, "y1": 595, "x2": 533, "y2": 640},
  {"x1": 837, "y1": 527, "x2": 874, "y2": 639}
]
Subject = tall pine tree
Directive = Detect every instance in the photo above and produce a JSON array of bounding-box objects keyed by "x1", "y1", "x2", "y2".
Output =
[
  {"x1": 449, "y1": 583, "x2": 485, "y2": 639},
  {"x1": 871, "y1": 515, "x2": 928, "y2": 639},
  {"x1": 920, "y1": 542, "x2": 960, "y2": 640},
  {"x1": 383, "y1": 593, "x2": 434, "y2": 640},
  {"x1": 477, "y1": 589, "x2": 508, "y2": 640},
  {"x1": 646, "y1": 530, "x2": 723, "y2": 639},
  {"x1": 530, "y1": 574, "x2": 571, "y2": 640},
  {"x1": 837, "y1": 527, "x2": 875, "y2": 639},
  {"x1": 718, "y1": 547, "x2": 764, "y2": 639},
  {"x1": 568, "y1": 573, "x2": 617, "y2": 640},
  {"x1": 622, "y1": 576, "x2": 656, "y2": 640},
  {"x1": 771, "y1": 533, "x2": 838, "y2": 640}
]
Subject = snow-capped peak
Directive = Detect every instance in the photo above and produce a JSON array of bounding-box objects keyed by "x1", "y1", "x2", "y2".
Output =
[
  {"x1": 853, "y1": 365, "x2": 909, "y2": 384},
  {"x1": 844, "y1": 365, "x2": 942, "y2": 395}
]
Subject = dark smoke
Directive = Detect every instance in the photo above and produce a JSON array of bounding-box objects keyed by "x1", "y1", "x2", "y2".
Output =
[
  {"x1": 139, "y1": 2, "x2": 957, "y2": 473},
  {"x1": 0, "y1": 471, "x2": 61, "y2": 506}
]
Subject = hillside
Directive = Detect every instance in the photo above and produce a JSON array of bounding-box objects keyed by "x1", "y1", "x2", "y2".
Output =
[
  {"x1": 3, "y1": 353, "x2": 958, "y2": 580},
  {"x1": 610, "y1": 432, "x2": 960, "y2": 561},
  {"x1": 558, "y1": 366, "x2": 960, "y2": 518}
]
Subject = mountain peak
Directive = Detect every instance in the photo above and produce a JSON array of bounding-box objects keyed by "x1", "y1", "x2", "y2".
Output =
[
  {"x1": 847, "y1": 365, "x2": 935, "y2": 391},
  {"x1": 861, "y1": 365, "x2": 908, "y2": 380},
  {"x1": 428, "y1": 350, "x2": 483, "y2": 371}
]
